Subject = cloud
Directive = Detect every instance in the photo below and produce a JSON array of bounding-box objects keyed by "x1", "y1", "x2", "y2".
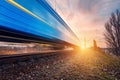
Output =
[{"x1": 47, "y1": 0, "x2": 120, "y2": 47}]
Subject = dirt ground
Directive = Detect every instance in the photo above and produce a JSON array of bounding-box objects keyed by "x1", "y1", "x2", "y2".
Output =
[{"x1": 0, "y1": 49, "x2": 120, "y2": 80}]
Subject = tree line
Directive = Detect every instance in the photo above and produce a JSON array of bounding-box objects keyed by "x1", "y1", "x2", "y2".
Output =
[{"x1": 104, "y1": 10, "x2": 120, "y2": 55}]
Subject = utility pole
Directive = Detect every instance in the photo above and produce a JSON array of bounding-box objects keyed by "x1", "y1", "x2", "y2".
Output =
[
  {"x1": 55, "y1": 0, "x2": 56, "y2": 11},
  {"x1": 84, "y1": 37, "x2": 86, "y2": 48}
]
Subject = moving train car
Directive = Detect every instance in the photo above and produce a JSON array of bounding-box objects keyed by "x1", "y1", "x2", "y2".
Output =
[{"x1": 0, "y1": 0, "x2": 79, "y2": 46}]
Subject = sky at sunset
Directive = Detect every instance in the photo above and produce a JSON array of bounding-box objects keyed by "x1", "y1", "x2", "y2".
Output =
[{"x1": 47, "y1": 0, "x2": 120, "y2": 48}]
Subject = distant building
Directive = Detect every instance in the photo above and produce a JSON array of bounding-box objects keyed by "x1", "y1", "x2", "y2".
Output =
[{"x1": 93, "y1": 40, "x2": 97, "y2": 49}]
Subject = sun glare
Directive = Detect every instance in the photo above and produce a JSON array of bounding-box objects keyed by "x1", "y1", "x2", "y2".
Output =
[{"x1": 81, "y1": 45, "x2": 85, "y2": 50}]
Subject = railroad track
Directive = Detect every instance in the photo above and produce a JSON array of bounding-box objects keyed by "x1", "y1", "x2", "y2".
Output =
[{"x1": 0, "y1": 50, "x2": 73, "y2": 65}]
